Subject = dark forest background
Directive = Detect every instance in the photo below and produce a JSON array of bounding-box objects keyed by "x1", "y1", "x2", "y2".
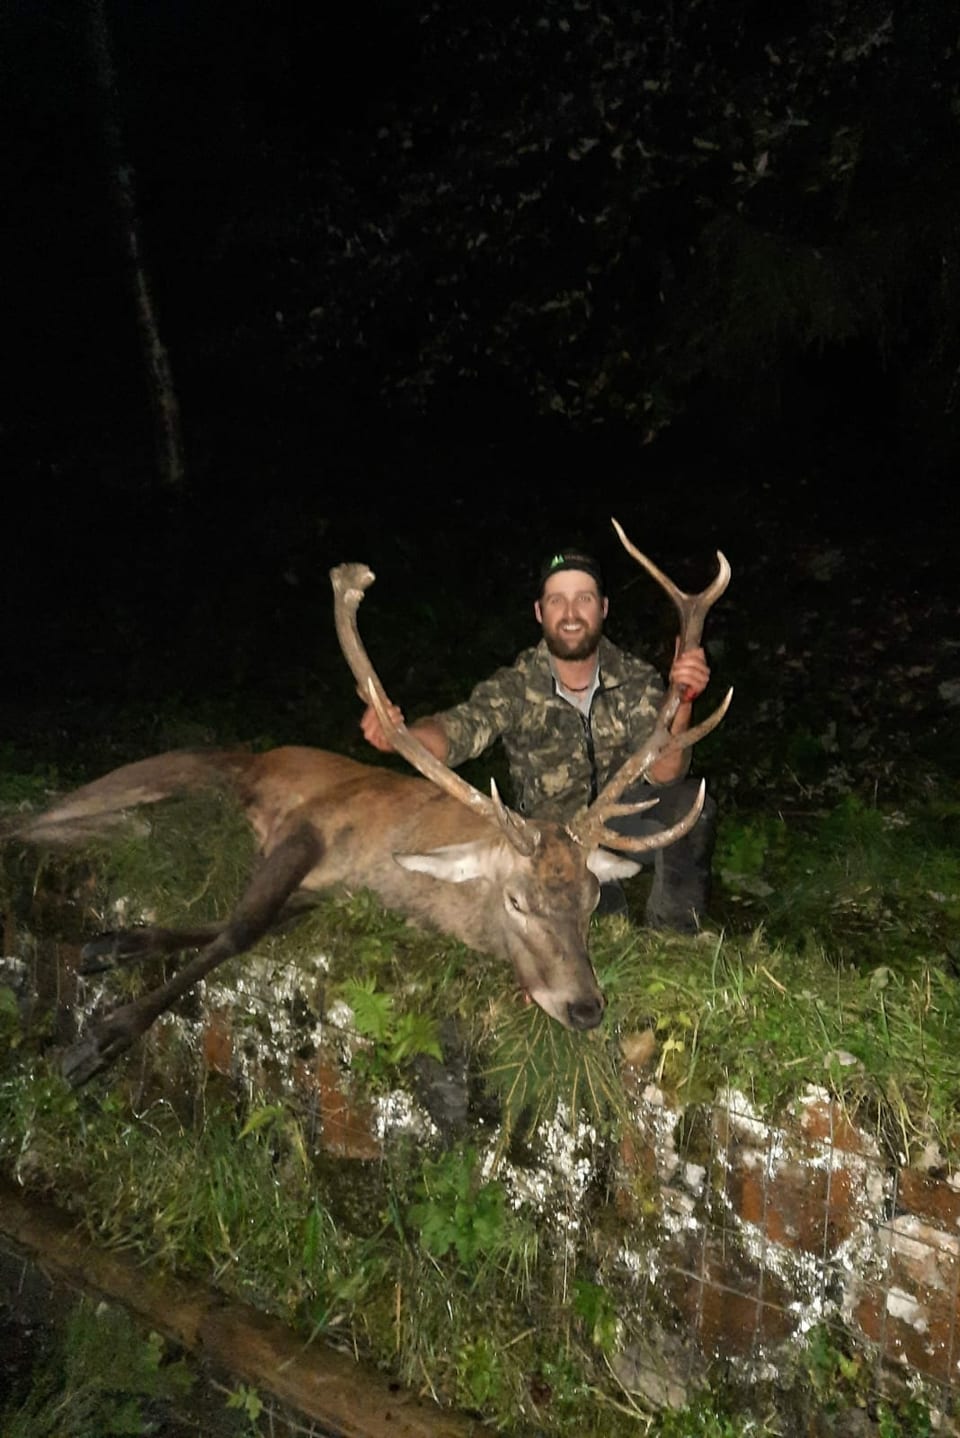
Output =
[{"x1": 1, "y1": 0, "x2": 957, "y2": 796}]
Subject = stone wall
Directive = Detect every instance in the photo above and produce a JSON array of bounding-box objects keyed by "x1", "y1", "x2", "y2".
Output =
[
  {"x1": 5, "y1": 931, "x2": 959, "y2": 1418},
  {"x1": 167, "y1": 947, "x2": 960, "y2": 1408}
]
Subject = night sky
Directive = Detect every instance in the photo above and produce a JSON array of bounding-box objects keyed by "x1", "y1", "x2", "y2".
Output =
[{"x1": 2, "y1": 0, "x2": 957, "y2": 760}]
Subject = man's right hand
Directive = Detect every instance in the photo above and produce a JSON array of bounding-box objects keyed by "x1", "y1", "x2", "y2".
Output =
[{"x1": 360, "y1": 700, "x2": 405, "y2": 752}]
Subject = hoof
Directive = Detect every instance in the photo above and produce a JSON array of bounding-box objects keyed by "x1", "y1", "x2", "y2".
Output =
[
  {"x1": 59, "y1": 1007, "x2": 140, "y2": 1087},
  {"x1": 80, "y1": 928, "x2": 152, "y2": 974},
  {"x1": 60, "y1": 1036, "x2": 116, "y2": 1088}
]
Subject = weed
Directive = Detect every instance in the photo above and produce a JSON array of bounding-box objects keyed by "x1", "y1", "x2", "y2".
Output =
[
  {"x1": 225, "y1": 1383, "x2": 265, "y2": 1432},
  {"x1": 483, "y1": 986, "x2": 627, "y2": 1157},
  {"x1": 0, "y1": 746, "x2": 62, "y2": 807},
  {"x1": 717, "y1": 791, "x2": 960, "y2": 967},
  {"x1": 335, "y1": 974, "x2": 444, "y2": 1083},
  {"x1": 0, "y1": 1299, "x2": 195, "y2": 1437},
  {"x1": 407, "y1": 1143, "x2": 507, "y2": 1266},
  {"x1": 572, "y1": 1279, "x2": 620, "y2": 1356},
  {"x1": 3, "y1": 734, "x2": 960, "y2": 1435},
  {"x1": 453, "y1": 1335, "x2": 506, "y2": 1412},
  {"x1": 796, "y1": 1325, "x2": 934, "y2": 1436}
]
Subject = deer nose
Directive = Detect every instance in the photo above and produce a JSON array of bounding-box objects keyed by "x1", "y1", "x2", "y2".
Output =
[{"x1": 567, "y1": 996, "x2": 604, "y2": 1030}]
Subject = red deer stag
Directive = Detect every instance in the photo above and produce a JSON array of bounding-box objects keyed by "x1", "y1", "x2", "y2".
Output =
[{"x1": 7, "y1": 520, "x2": 731, "y2": 1086}]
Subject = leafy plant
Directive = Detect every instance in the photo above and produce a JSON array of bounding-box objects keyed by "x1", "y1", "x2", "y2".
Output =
[
  {"x1": 652, "y1": 1396, "x2": 764, "y2": 1437},
  {"x1": 799, "y1": 1325, "x2": 932, "y2": 1436},
  {"x1": 407, "y1": 1145, "x2": 507, "y2": 1266},
  {"x1": 453, "y1": 1335, "x2": 505, "y2": 1413},
  {"x1": 717, "y1": 791, "x2": 960, "y2": 967},
  {"x1": 0, "y1": 1299, "x2": 194, "y2": 1438},
  {"x1": 483, "y1": 989, "x2": 627, "y2": 1155},
  {"x1": 225, "y1": 1383, "x2": 265, "y2": 1431},
  {"x1": 572, "y1": 1279, "x2": 619, "y2": 1356},
  {"x1": 336, "y1": 975, "x2": 444, "y2": 1079}
]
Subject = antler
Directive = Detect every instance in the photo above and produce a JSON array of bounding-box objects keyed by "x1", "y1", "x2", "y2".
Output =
[
  {"x1": 572, "y1": 520, "x2": 733, "y2": 853},
  {"x1": 330, "y1": 563, "x2": 539, "y2": 855}
]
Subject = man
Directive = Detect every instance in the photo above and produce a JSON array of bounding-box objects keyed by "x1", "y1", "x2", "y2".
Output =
[{"x1": 361, "y1": 549, "x2": 715, "y2": 932}]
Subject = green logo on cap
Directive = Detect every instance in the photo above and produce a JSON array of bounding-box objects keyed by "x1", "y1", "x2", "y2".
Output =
[{"x1": 549, "y1": 553, "x2": 565, "y2": 569}]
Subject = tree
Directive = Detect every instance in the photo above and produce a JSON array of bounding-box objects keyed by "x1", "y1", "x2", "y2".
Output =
[
  {"x1": 280, "y1": 0, "x2": 958, "y2": 452},
  {"x1": 86, "y1": 0, "x2": 184, "y2": 487}
]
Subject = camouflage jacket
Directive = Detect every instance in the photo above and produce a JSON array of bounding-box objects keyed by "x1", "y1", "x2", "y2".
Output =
[{"x1": 433, "y1": 636, "x2": 665, "y2": 821}]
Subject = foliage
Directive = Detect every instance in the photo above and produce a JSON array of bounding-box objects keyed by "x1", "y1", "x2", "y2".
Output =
[
  {"x1": 483, "y1": 980, "x2": 628, "y2": 1155},
  {"x1": 286, "y1": 0, "x2": 960, "y2": 442},
  {"x1": 652, "y1": 1398, "x2": 762, "y2": 1438},
  {"x1": 644, "y1": 1325, "x2": 935, "y2": 1436},
  {"x1": 0, "y1": 1299, "x2": 194, "y2": 1438},
  {"x1": 407, "y1": 1144, "x2": 507, "y2": 1266},
  {"x1": 0, "y1": 744, "x2": 62, "y2": 807},
  {"x1": 225, "y1": 1384, "x2": 265, "y2": 1430},
  {"x1": 336, "y1": 974, "x2": 444, "y2": 1081},
  {"x1": 3, "y1": 617, "x2": 960, "y2": 1434},
  {"x1": 452, "y1": 1335, "x2": 506, "y2": 1414},
  {"x1": 0, "y1": 915, "x2": 954, "y2": 1435},
  {"x1": 88, "y1": 790, "x2": 257, "y2": 930},
  {"x1": 716, "y1": 792, "x2": 960, "y2": 967},
  {"x1": 572, "y1": 1279, "x2": 620, "y2": 1357},
  {"x1": 798, "y1": 1325, "x2": 933, "y2": 1437}
]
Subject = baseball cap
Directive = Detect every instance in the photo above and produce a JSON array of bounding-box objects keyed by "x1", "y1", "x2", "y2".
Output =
[{"x1": 537, "y1": 549, "x2": 605, "y2": 597}]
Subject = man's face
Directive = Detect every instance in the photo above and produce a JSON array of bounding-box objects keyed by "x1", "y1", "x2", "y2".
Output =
[{"x1": 535, "y1": 570, "x2": 608, "y2": 661}]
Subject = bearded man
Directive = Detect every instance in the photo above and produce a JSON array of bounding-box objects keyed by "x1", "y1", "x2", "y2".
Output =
[{"x1": 361, "y1": 549, "x2": 716, "y2": 932}]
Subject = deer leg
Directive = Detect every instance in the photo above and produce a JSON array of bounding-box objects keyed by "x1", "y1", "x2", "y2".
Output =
[
  {"x1": 79, "y1": 891, "x2": 320, "y2": 974},
  {"x1": 60, "y1": 823, "x2": 324, "y2": 1087},
  {"x1": 80, "y1": 922, "x2": 229, "y2": 973}
]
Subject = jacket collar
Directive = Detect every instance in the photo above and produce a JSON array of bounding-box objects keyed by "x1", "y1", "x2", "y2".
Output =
[{"x1": 528, "y1": 636, "x2": 629, "y2": 696}]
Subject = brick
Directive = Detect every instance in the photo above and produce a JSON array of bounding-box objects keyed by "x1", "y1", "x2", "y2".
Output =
[
  {"x1": 852, "y1": 1281, "x2": 957, "y2": 1385},
  {"x1": 886, "y1": 1214, "x2": 960, "y2": 1297},
  {"x1": 662, "y1": 1241, "x2": 797, "y2": 1357},
  {"x1": 202, "y1": 1009, "x2": 233, "y2": 1075},
  {"x1": 725, "y1": 1149, "x2": 863, "y2": 1256},
  {"x1": 797, "y1": 1095, "x2": 876, "y2": 1158},
  {"x1": 897, "y1": 1169, "x2": 960, "y2": 1233},
  {"x1": 299, "y1": 1054, "x2": 381, "y2": 1160}
]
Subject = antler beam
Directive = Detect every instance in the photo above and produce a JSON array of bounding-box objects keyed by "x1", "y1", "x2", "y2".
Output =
[
  {"x1": 330, "y1": 563, "x2": 538, "y2": 854},
  {"x1": 573, "y1": 521, "x2": 733, "y2": 852}
]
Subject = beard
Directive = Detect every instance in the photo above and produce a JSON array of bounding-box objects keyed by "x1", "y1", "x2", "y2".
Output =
[{"x1": 542, "y1": 618, "x2": 603, "y2": 661}]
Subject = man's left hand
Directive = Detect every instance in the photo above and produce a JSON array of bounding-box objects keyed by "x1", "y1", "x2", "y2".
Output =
[{"x1": 670, "y1": 643, "x2": 710, "y2": 702}]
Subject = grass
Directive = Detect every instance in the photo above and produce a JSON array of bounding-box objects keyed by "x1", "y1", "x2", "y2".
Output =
[{"x1": 715, "y1": 793, "x2": 960, "y2": 968}]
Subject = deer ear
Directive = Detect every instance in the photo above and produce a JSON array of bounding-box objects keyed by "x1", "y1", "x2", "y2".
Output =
[
  {"x1": 394, "y1": 839, "x2": 494, "y2": 884},
  {"x1": 586, "y1": 849, "x2": 642, "y2": 881}
]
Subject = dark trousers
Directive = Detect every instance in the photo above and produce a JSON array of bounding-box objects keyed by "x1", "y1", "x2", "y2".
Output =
[{"x1": 601, "y1": 776, "x2": 717, "y2": 932}]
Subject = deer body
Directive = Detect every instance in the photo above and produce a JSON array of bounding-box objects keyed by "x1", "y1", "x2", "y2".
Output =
[
  {"x1": 17, "y1": 745, "x2": 616, "y2": 1033},
  {"x1": 7, "y1": 521, "x2": 731, "y2": 1085}
]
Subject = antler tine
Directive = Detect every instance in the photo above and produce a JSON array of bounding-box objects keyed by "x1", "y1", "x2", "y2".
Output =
[
  {"x1": 574, "y1": 688, "x2": 732, "y2": 847},
  {"x1": 611, "y1": 517, "x2": 731, "y2": 635},
  {"x1": 584, "y1": 779, "x2": 707, "y2": 855},
  {"x1": 598, "y1": 685, "x2": 732, "y2": 804},
  {"x1": 330, "y1": 563, "x2": 531, "y2": 839},
  {"x1": 363, "y1": 678, "x2": 505, "y2": 823}
]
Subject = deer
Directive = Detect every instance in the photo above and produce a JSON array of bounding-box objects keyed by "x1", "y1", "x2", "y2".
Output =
[{"x1": 6, "y1": 520, "x2": 731, "y2": 1087}]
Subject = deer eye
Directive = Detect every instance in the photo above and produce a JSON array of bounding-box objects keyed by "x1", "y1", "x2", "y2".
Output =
[{"x1": 507, "y1": 893, "x2": 524, "y2": 912}]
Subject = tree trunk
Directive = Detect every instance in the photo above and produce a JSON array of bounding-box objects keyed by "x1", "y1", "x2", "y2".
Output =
[{"x1": 85, "y1": 0, "x2": 185, "y2": 489}]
